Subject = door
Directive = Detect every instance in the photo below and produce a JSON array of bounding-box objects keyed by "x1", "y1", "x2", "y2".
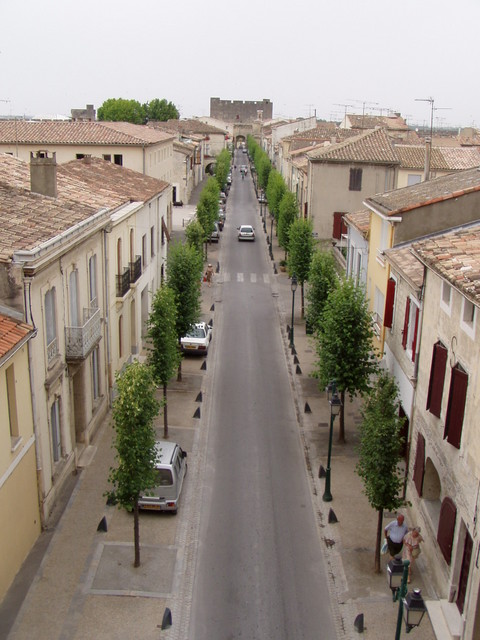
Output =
[{"x1": 457, "y1": 529, "x2": 473, "y2": 613}]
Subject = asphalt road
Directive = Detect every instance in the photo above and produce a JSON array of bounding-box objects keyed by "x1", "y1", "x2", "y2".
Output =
[{"x1": 187, "y1": 151, "x2": 337, "y2": 639}]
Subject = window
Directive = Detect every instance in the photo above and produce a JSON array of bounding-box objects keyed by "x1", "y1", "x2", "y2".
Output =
[
  {"x1": 412, "y1": 432, "x2": 425, "y2": 497},
  {"x1": 76, "y1": 154, "x2": 85, "y2": 160},
  {"x1": 407, "y1": 174, "x2": 422, "y2": 186},
  {"x1": 349, "y1": 168, "x2": 362, "y2": 191},
  {"x1": 89, "y1": 255, "x2": 98, "y2": 308},
  {"x1": 69, "y1": 270, "x2": 80, "y2": 327},
  {"x1": 383, "y1": 277, "x2": 396, "y2": 328},
  {"x1": 441, "y1": 282, "x2": 451, "y2": 310},
  {"x1": 437, "y1": 497, "x2": 456, "y2": 565},
  {"x1": 142, "y1": 234, "x2": 147, "y2": 268},
  {"x1": 6, "y1": 364, "x2": 19, "y2": 443},
  {"x1": 402, "y1": 296, "x2": 419, "y2": 362},
  {"x1": 426, "y1": 342, "x2": 448, "y2": 418},
  {"x1": 444, "y1": 364, "x2": 468, "y2": 449},
  {"x1": 460, "y1": 298, "x2": 476, "y2": 338},
  {"x1": 45, "y1": 288, "x2": 58, "y2": 362},
  {"x1": 92, "y1": 346, "x2": 100, "y2": 400},
  {"x1": 150, "y1": 226, "x2": 155, "y2": 258},
  {"x1": 118, "y1": 315, "x2": 123, "y2": 358},
  {"x1": 114, "y1": 154, "x2": 123, "y2": 166},
  {"x1": 50, "y1": 398, "x2": 61, "y2": 463},
  {"x1": 373, "y1": 287, "x2": 384, "y2": 335},
  {"x1": 103, "y1": 154, "x2": 111, "y2": 162}
]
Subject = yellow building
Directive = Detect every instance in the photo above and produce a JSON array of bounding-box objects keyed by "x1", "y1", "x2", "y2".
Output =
[{"x1": 0, "y1": 312, "x2": 39, "y2": 602}]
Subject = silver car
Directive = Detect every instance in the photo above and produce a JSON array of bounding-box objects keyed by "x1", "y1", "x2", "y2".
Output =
[
  {"x1": 138, "y1": 440, "x2": 187, "y2": 514},
  {"x1": 237, "y1": 224, "x2": 255, "y2": 241}
]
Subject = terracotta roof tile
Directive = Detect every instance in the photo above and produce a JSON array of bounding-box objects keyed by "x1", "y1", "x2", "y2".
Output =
[
  {"x1": 0, "y1": 120, "x2": 173, "y2": 146},
  {"x1": 346, "y1": 114, "x2": 409, "y2": 131},
  {"x1": 412, "y1": 222, "x2": 480, "y2": 303},
  {"x1": 365, "y1": 167, "x2": 480, "y2": 216},
  {"x1": 0, "y1": 154, "x2": 169, "y2": 261},
  {"x1": 0, "y1": 313, "x2": 34, "y2": 359},
  {"x1": 384, "y1": 246, "x2": 424, "y2": 290},
  {"x1": 343, "y1": 209, "x2": 370, "y2": 237},
  {"x1": 307, "y1": 128, "x2": 399, "y2": 165},
  {"x1": 395, "y1": 144, "x2": 480, "y2": 171}
]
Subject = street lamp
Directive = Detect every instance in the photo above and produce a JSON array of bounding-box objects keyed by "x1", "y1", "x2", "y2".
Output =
[
  {"x1": 322, "y1": 382, "x2": 342, "y2": 502},
  {"x1": 270, "y1": 214, "x2": 274, "y2": 259},
  {"x1": 290, "y1": 273, "x2": 298, "y2": 347},
  {"x1": 387, "y1": 557, "x2": 427, "y2": 639}
]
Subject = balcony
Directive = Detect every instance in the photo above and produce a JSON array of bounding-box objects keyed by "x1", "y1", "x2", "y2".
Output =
[
  {"x1": 129, "y1": 255, "x2": 142, "y2": 284},
  {"x1": 116, "y1": 268, "x2": 130, "y2": 298},
  {"x1": 65, "y1": 307, "x2": 101, "y2": 361}
]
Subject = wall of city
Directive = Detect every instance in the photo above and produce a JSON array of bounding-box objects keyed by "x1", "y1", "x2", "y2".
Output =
[{"x1": 210, "y1": 98, "x2": 273, "y2": 122}]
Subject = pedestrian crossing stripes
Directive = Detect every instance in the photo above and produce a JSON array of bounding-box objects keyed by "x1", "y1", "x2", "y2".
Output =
[{"x1": 220, "y1": 272, "x2": 271, "y2": 284}]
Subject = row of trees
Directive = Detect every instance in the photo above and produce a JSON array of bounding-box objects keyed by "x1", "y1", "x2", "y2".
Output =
[
  {"x1": 97, "y1": 97, "x2": 180, "y2": 124},
  {"x1": 108, "y1": 160, "x2": 234, "y2": 566},
  {"x1": 247, "y1": 134, "x2": 406, "y2": 572}
]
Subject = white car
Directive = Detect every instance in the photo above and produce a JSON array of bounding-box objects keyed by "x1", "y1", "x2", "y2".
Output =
[
  {"x1": 238, "y1": 224, "x2": 255, "y2": 241},
  {"x1": 180, "y1": 322, "x2": 213, "y2": 355}
]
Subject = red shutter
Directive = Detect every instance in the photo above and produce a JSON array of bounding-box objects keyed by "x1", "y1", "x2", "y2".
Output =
[
  {"x1": 383, "y1": 278, "x2": 396, "y2": 328},
  {"x1": 412, "y1": 433, "x2": 425, "y2": 496},
  {"x1": 437, "y1": 497, "x2": 457, "y2": 565},
  {"x1": 411, "y1": 306, "x2": 420, "y2": 362},
  {"x1": 445, "y1": 365, "x2": 468, "y2": 449},
  {"x1": 402, "y1": 297, "x2": 410, "y2": 349},
  {"x1": 426, "y1": 342, "x2": 448, "y2": 418},
  {"x1": 333, "y1": 212, "x2": 346, "y2": 240}
]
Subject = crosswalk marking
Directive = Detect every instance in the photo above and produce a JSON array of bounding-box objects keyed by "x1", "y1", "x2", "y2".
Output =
[{"x1": 219, "y1": 272, "x2": 271, "y2": 284}]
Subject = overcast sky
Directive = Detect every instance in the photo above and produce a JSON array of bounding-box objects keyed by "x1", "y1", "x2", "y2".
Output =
[{"x1": 1, "y1": 0, "x2": 478, "y2": 130}]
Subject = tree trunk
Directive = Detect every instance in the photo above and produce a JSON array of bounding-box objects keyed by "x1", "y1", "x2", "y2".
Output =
[
  {"x1": 163, "y1": 382, "x2": 168, "y2": 439},
  {"x1": 375, "y1": 508, "x2": 384, "y2": 573},
  {"x1": 133, "y1": 498, "x2": 140, "y2": 567},
  {"x1": 338, "y1": 389, "x2": 346, "y2": 444}
]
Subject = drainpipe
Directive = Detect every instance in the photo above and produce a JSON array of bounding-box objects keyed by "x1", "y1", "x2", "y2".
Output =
[
  {"x1": 424, "y1": 137, "x2": 432, "y2": 182},
  {"x1": 24, "y1": 276, "x2": 46, "y2": 527},
  {"x1": 103, "y1": 224, "x2": 113, "y2": 405}
]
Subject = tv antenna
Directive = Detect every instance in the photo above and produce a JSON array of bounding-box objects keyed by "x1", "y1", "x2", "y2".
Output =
[
  {"x1": 415, "y1": 97, "x2": 451, "y2": 137},
  {"x1": 346, "y1": 99, "x2": 380, "y2": 128},
  {"x1": 334, "y1": 103, "x2": 354, "y2": 120}
]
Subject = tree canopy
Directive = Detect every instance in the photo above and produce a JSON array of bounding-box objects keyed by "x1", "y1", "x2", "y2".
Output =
[
  {"x1": 314, "y1": 278, "x2": 379, "y2": 442},
  {"x1": 97, "y1": 97, "x2": 180, "y2": 123},
  {"x1": 288, "y1": 217, "x2": 314, "y2": 317},
  {"x1": 277, "y1": 191, "x2": 298, "y2": 257},
  {"x1": 266, "y1": 170, "x2": 287, "y2": 221},
  {"x1": 108, "y1": 361, "x2": 160, "y2": 567},
  {"x1": 356, "y1": 371, "x2": 406, "y2": 572},
  {"x1": 306, "y1": 249, "x2": 339, "y2": 333}
]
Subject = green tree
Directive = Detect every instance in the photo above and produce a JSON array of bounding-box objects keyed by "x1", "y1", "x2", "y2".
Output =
[
  {"x1": 196, "y1": 178, "x2": 219, "y2": 257},
  {"x1": 266, "y1": 170, "x2": 287, "y2": 222},
  {"x1": 215, "y1": 148, "x2": 231, "y2": 191},
  {"x1": 277, "y1": 191, "x2": 298, "y2": 257},
  {"x1": 306, "y1": 249, "x2": 339, "y2": 333},
  {"x1": 146, "y1": 285, "x2": 181, "y2": 439},
  {"x1": 145, "y1": 98, "x2": 179, "y2": 121},
  {"x1": 288, "y1": 217, "x2": 314, "y2": 317},
  {"x1": 97, "y1": 98, "x2": 146, "y2": 124},
  {"x1": 107, "y1": 361, "x2": 160, "y2": 567},
  {"x1": 167, "y1": 241, "x2": 203, "y2": 380},
  {"x1": 314, "y1": 278, "x2": 379, "y2": 442},
  {"x1": 356, "y1": 371, "x2": 406, "y2": 573},
  {"x1": 185, "y1": 219, "x2": 205, "y2": 255}
]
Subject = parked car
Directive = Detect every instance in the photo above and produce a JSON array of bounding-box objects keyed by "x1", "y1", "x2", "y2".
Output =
[
  {"x1": 258, "y1": 191, "x2": 267, "y2": 204},
  {"x1": 180, "y1": 321, "x2": 213, "y2": 355},
  {"x1": 209, "y1": 222, "x2": 220, "y2": 243},
  {"x1": 138, "y1": 440, "x2": 187, "y2": 514},
  {"x1": 218, "y1": 209, "x2": 226, "y2": 229},
  {"x1": 238, "y1": 224, "x2": 255, "y2": 241},
  {"x1": 227, "y1": 174, "x2": 232, "y2": 185}
]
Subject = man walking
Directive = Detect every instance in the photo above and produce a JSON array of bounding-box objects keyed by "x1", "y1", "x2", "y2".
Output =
[{"x1": 385, "y1": 514, "x2": 408, "y2": 557}]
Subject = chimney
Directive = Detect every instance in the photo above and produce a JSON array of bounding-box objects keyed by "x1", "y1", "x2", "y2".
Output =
[
  {"x1": 424, "y1": 138, "x2": 432, "y2": 182},
  {"x1": 30, "y1": 150, "x2": 57, "y2": 198}
]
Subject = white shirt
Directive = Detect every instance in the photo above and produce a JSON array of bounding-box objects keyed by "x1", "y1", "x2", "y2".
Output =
[{"x1": 385, "y1": 519, "x2": 408, "y2": 543}]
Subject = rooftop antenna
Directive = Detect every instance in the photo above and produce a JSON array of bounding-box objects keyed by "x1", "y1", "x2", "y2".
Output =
[
  {"x1": 334, "y1": 103, "x2": 354, "y2": 122},
  {"x1": 346, "y1": 99, "x2": 380, "y2": 128}
]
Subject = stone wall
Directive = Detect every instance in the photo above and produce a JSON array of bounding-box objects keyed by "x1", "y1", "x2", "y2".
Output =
[{"x1": 210, "y1": 98, "x2": 272, "y2": 123}]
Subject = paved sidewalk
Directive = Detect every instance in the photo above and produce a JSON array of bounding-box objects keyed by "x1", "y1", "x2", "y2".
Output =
[{"x1": 2, "y1": 174, "x2": 438, "y2": 640}]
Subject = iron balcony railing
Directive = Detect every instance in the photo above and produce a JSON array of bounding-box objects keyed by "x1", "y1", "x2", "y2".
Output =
[
  {"x1": 129, "y1": 255, "x2": 142, "y2": 284},
  {"x1": 65, "y1": 307, "x2": 101, "y2": 360},
  {"x1": 116, "y1": 268, "x2": 130, "y2": 297}
]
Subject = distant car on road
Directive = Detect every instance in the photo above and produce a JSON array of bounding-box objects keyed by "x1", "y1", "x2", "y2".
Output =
[
  {"x1": 237, "y1": 224, "x2": 255, "y2": 241},
  {"x1": 180, "y1": 321, "x2": 213, "y2": 355},
  {"x1": 240, "y1": 165, "x2": 248, "y2": 175},
  {"x1": 209, "y1": 221, "x2": 220, "y2": 243}
]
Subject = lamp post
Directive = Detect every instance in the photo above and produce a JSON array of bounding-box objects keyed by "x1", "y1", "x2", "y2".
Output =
[
  {"x1": 387, "y1": 557, "x2": 427, "y2": 639},
  {"x1": 270, "y1": 214, "x2": 274, "y2": 259},
  {"x1": 290, "y1": 273, "x2": 298, "y2": 347},
  {"x1": 322, "y1": 381, "x2": 342, "y2": 502}
]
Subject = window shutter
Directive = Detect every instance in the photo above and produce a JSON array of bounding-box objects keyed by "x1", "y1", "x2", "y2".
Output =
[
  {"x1": 383, "y1": 278, "x2": 396, "y2": 328},
  {"x1": 411, "y1": 306, "x2": 420, "y2": 362},
  {"x1": 437, "y1": 497, "x2": 457, "y2": 565},
  {"x1": 412, "y1": 433, "x2": 425, "y2": 496},
  {"x1": 333, "y1": 212, "x2": 344, "y2": 240},
  {"x1": 402, "y1": 297, "x2": 410, "y2": 349},
  {"x1": 426, "y1": 342, "x2": 448, "y2": 417},
  {"x1": 444, "y1": 365, "x2": 468, "y2": 449}
]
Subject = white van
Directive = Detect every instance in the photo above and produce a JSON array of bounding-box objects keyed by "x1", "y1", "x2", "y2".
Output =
[{"x1": 138, "y1": 440, "x2": 187, "y2": 514}]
